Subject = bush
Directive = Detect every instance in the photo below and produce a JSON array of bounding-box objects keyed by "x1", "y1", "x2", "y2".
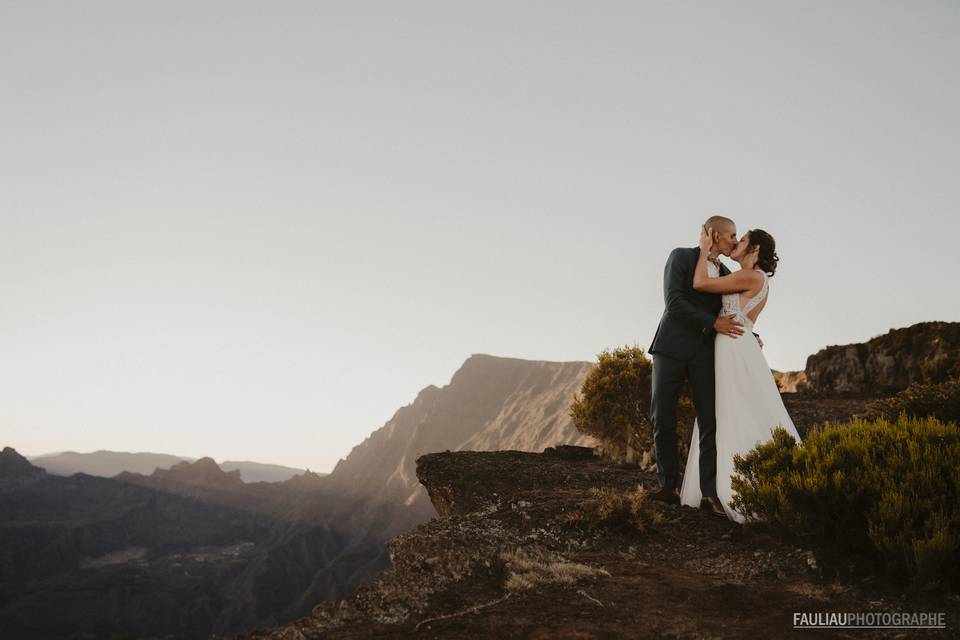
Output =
[
  {"x1": 730, "y1": 415, "x2": 960, "y2": 592},
  {"x1": 570, "y1": 345, "x2": 695, "y2": 468},
  {"x1": 861, "y1": 378, "x2": 960, "y2": 425}
]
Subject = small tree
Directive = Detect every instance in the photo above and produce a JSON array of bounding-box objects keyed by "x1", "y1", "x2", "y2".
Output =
[{"x1": 570, "y1": 344, "x2": 695, "y2": 468}]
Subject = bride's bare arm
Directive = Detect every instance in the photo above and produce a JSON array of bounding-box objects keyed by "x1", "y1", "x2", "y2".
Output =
[
  {"x1": 693, "y1": 226, "x2": 764, "y2": 294},
  {"x1": 693, "y1": 263, "x2": 763, "y2": 294}
]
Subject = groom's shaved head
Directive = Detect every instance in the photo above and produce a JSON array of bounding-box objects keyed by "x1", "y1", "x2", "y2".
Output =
[
  {"x1": 703, "y1": 215, "x2": 738, "y2": 257},
  {"x1": 704, "y1": 215, "x2": 735, "y2": 233}
]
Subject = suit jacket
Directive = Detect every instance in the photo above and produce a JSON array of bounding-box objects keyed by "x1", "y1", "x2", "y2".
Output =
[{"x1": 648, "y1": 247, "x2": 730, "y2": 361}]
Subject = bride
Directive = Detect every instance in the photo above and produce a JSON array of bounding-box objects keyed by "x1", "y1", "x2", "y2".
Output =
[{"x1": 679, "y1": 225, "x2": 803, "y2": 522}]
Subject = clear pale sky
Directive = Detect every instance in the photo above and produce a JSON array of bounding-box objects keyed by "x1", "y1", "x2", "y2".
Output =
[{"x1": 2, "y1": 1, "x2": 958, "y2": 472}]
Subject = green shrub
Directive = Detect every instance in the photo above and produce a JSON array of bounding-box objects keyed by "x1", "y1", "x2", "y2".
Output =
[
  {"x1": 861, "y1": 378, "x2": 960, "y2": 425},
  {"x1": 570, "y1": 345, "x2": 695, "y2": 467},
  {"x1": 730, "y1": 415, "x2": 960, "y2": 592}
]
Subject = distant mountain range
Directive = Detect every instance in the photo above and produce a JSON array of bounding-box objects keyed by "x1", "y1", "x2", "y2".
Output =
[
  {"x1": 25, "y1": 450, "x2": 323, "y2": 483},
  {"x1": 0, "y1": 447, "x2": 354, "y2": 639},
  {"x1": 0, "y1": 352, "x2": 595, "y2": 638}
]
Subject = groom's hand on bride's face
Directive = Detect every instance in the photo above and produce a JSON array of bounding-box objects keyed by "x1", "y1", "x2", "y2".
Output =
[{"x1": 714, "y1": 315, "x2": 744, "y2": 338}]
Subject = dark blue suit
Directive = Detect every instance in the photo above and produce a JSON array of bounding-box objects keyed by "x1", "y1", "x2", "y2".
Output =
[{"x1": 648, "y1": 247, "x2": 728, "y2": 496}]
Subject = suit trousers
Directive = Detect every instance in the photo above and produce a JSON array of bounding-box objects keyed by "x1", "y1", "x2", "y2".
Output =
[{"x1": 650, "y1": 342, "x2": 718, "y2": 497}]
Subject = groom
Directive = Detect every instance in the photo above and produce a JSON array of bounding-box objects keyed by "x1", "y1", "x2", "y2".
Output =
[{"x1": 647, "y1": 215, "x2": 743, "y2": 517}]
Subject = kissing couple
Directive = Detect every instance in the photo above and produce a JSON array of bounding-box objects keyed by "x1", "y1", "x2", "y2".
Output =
[{"x1": 646, "y1": 215, "x2": 803, "y2": 522}]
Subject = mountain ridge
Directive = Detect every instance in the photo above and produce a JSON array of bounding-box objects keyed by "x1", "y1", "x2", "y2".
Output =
[
  {"x1": 318, "y1": 352, "x2": 597, "y2": 541},
  {"x1": 804, "y1": 321, "x2": 960, "y2": 394},
  {"x1": 25, "y1": 449, "x2": 322, "y2": 483}
]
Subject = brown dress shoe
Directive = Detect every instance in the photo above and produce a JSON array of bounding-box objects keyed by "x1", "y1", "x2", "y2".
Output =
[
  {"x1": 649, "y1": 486, "x2": 680, "y2": 505},
  {"x1": 699, "y1": 496, "x2": 727, "y2": 518}
]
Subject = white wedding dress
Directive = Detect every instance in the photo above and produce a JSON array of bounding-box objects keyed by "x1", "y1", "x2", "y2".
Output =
[{"x1": 679, "y1": 263, "x2": 803, "y2": 523}]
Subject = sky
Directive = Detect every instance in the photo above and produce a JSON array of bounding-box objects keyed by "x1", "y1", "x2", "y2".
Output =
[{"x1": 2, "y1": 1, "x2": 958, "y2": 473}]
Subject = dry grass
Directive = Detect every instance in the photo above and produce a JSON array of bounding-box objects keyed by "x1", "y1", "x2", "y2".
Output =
[
  {"x1": 576, "y1": 484, "x2": 664, "y2": 533},
  {"x1": 500, "y1": 547, "x2": 610, "y2": 591}
]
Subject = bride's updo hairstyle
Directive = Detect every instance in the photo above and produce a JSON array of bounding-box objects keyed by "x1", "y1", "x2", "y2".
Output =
[{"x1": 747, "y1": 229, "x2": 779, "y2": 276}]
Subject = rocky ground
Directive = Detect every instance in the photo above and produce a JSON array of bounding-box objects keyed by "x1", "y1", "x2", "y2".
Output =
[
  {"x1": 223, "y1": 446, "x2": 960, "y2": 640},
  {"x1": 780, "y1": 392, "x2": 877, "y2": 436}
]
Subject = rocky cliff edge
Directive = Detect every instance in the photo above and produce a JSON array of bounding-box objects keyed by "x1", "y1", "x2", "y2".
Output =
[{"x1": 224, "y1": 446, "x2": 959, "y2": 639}]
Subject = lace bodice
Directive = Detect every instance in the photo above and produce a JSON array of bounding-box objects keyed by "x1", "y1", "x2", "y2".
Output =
[{"x1": 719, "y1": 268, "x2": 768, "y2": 328}]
